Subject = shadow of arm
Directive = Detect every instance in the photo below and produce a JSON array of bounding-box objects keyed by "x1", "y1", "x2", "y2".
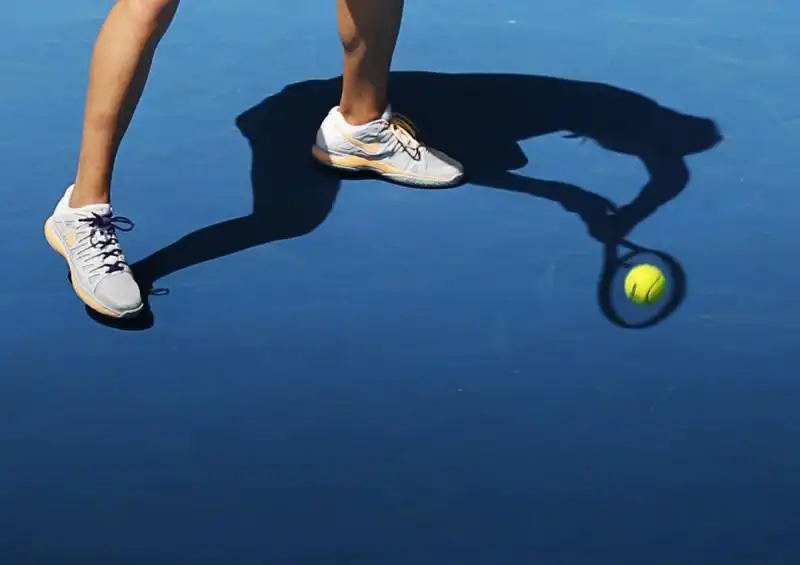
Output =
[
  {"x1": 613, "y1": 154, "x2": 690, "y2": 235},
  {"x1": 473, "y1": 170, "x2": 618, "y2": 241}
]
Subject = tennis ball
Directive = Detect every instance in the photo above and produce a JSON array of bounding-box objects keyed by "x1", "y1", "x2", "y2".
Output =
[{"x1": 624, "y1": 264, "x2": 666, "y2": 305}]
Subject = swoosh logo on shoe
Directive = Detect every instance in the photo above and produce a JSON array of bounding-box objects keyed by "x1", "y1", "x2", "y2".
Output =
[{"x1": 338, "y1": 128, "x2": 386, "y2": 156}]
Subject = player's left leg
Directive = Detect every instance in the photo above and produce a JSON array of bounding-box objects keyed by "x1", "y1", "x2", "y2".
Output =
[{"x1": 313, "y1": 0, "x2": 464, "y2": 187}]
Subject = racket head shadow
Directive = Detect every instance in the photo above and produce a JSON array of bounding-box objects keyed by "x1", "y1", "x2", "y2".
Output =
[{"x1": 597, "y1": 241, "x2": 687, "y2": 329}]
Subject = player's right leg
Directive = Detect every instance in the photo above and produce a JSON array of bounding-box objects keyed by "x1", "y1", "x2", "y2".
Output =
[
  {"x1": 45, "y1": 0, "x2": 179, "y2": 318},
  {"x1": 312, "y1": 0, "x2": 463, "y2": 187}
]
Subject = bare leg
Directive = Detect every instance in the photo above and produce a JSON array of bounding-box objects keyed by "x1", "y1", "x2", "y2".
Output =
[
  {"x1": 337, "y1": 0, "x2": 404, "y2": 125},
  {"x1": 71, "y1": 0, "x2": 178, "y2": 207}
]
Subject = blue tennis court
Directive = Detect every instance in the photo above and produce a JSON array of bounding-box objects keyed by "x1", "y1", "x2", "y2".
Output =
[{"x1": 2, "y1": 1, "x2": 799, "y2": 563}]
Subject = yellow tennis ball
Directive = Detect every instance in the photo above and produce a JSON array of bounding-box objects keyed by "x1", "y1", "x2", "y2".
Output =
[{"x1": 624, "y1": 264, "x2": 666, "y2": 305}]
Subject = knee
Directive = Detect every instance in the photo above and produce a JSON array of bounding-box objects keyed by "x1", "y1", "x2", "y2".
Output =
[{"x1": 120, "y1": 0, "x2": 179, "y2": 26}]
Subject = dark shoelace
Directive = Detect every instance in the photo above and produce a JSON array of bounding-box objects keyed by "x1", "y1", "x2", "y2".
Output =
[
  {"x1": 387, "y1": 113, "x2": 424, "y2": 160},
  {"x1": 78, "y1": 212, "x2": 134, "y2": 274}
]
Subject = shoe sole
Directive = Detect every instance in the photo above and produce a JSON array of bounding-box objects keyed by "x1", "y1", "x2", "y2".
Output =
[
  {"x1": 311, "y1": 145, "x2": 464, "y2": 188},
  {"x1": 44, "y1": 219, "x2": 144, "y2": 319}
]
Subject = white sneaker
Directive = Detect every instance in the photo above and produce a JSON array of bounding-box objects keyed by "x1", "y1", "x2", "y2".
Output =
[
  {"x1": 44, "y1": 185, "x2": 143, "y2": 318},
  {"x1": 312, "y1": 106, "x2": 464, "y2": 187}
]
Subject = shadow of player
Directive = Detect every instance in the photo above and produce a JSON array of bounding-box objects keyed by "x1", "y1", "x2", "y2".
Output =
[{"x1": 88, "y1": 71, "x2": 721, "y2": 330}]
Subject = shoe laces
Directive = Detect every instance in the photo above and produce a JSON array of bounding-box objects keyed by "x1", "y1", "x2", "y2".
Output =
[
  {"x1": 385, "y1": 113, "x2": 424, "y2": 159},
  {"x1": 76, "y1": 212, "x2": 134, "y2": 274}
]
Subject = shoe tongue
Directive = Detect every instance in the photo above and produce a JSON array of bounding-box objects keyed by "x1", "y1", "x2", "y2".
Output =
[{"x1": 380, "y1": 105, "x2": 393, "y2": 121}]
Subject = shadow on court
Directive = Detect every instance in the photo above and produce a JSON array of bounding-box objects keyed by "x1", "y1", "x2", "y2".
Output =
[{"x1": 87, "y1": 71, "x2": 721, "y2": 330}]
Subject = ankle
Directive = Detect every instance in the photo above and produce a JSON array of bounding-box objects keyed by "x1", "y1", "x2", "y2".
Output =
[
  {"x1": 338, "y1": 104, "x2": 384, "y2": 126},
  {"x1": 69, "y1": 182, "x2": 110, "y2": 208}
]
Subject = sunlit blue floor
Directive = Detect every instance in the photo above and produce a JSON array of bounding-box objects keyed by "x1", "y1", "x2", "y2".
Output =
[{"x1": 2, "y1": 1, "x2": 799, "y2": 563}]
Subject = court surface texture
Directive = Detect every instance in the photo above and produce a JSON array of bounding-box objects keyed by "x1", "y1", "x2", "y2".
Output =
[{"x1": 1, "y1": 1, "x2": 798, "y2": 564}]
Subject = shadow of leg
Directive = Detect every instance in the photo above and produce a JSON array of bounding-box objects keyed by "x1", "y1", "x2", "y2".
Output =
[
  {"x1": 85, "y1": 174, "x2": 340, "y2": 331},
  {"x1": 132, "y1": 215, "x2": 271, "y2": 288}
]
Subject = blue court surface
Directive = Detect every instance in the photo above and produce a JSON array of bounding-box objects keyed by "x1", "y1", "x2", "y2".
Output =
[{"x1": 2, "y1": 1, "x2": 799, "y2": 563}]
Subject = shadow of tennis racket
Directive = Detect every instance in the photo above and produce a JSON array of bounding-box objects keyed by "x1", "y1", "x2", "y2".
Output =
[
  {"x1": 596, "y1": 239, "x2": 686, "y2": 329},
  {"x1": 468, "y1": 169, "x2": 691, "y2": 329}
]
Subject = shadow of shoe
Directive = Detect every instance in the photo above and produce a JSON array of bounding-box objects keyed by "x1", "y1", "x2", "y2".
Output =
[
  {"x1": 70, "y1": 270, "x2": 157, "y2": 331},
  {"x1": 83, "y1": 302, "x2": 155, "y2": 331}
]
